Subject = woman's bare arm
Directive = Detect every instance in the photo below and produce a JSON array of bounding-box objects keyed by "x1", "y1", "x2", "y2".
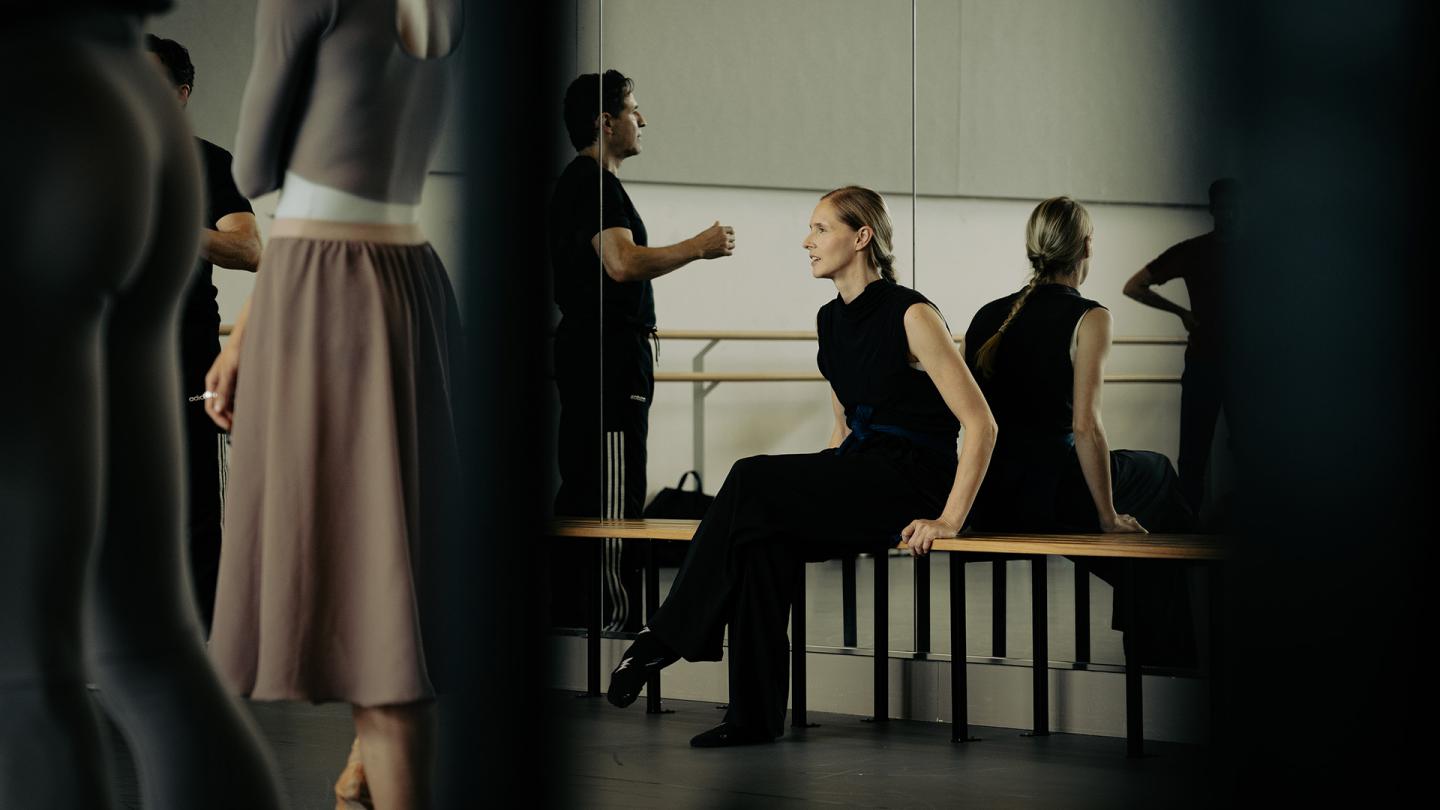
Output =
[
  {"x1": 1072, "y1": 307, "x2": 1146, "y2": 533},
  {"x1": 898, "y1": 303, "x2": 998, "y2": 555}
]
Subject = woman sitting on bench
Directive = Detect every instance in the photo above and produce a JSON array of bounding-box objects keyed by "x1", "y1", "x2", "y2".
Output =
[
  {"x1": 606, "y1": 185, "x2": 997, "y2": 747},
  {"x1": 963, "y1": 196, "x2": 1195, "y2": 664}
]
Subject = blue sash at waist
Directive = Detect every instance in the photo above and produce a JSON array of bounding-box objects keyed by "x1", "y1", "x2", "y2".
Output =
[{"x1": 835, "y1": 404, "x2": 958, "y2": 461}]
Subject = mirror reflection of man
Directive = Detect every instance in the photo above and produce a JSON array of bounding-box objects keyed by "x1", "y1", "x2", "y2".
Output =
[
  {"x1": 1123, "y1": 179, "x2": 1239, "y2": 516},
  {"x1": 548, "y1": 70, "x2": 735, "y2": 631},
  {"x1": 146, "y1": 35, "x2": 261, "y2": 636}
]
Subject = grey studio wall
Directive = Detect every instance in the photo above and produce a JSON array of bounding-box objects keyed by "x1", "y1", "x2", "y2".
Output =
[{"x1": 591, "y1": 0, "x2": 1223, "y2": 203}]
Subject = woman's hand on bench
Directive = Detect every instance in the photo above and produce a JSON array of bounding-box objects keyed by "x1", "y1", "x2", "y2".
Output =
[
  {"x1": 900, "y1": 517, "x2": 961, "y2": 557},
  {"x1": 1100, "y1": 513, "x2": 1148, "y2": 534}
]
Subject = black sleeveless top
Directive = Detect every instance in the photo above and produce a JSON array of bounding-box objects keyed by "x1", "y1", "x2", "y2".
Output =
[
  {"x1": 963, "y1": 283, "x2": 1105, "y2": 529},
  {"x1": 817, "y1": 280, "x2": 961, "y2": 445},
  {"x1": 965, "y1": 284, "x2": 1104, "y2": 445}
]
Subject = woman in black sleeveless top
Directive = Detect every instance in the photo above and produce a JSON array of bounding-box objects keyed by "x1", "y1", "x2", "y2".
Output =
[
  {"x1": 964, "y1": 196, "x2": 1195, "y2": 663},
  {"x1": 606, "y1": 186, "x2": 997, "y2": 747}
]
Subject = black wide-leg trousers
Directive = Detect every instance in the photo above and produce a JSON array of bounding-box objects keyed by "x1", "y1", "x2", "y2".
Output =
[
  {"x1": 647, "y1": 444, "x2": 948, "y2": 737},
  {"x1": 552, "y1": 360, "x2": 651, "y2": 631}
]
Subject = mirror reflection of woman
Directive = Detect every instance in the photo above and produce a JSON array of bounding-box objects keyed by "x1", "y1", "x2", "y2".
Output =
[
  {"x1": 204, "y1": 1, "x2": 464, "y2": 806},
  {"x1": 963, "y1": 196, "x2": 1196, "y2": 664},
  {"x1": 606, "y1": 186, "x2": 997, "y2": 747}
]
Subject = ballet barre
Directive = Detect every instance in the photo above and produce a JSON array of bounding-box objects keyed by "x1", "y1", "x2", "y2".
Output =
[
  {"x1": 652, "y1": 329, "x2": 1184, "y2": 499},
  {"x1": 550, "y1": 517, "x2": 1226, "y2": 758}
]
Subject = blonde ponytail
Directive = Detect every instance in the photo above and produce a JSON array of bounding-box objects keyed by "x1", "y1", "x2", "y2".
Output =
[{"x1": 974, "y1": 196, "x2": 1092, "y2": 379}]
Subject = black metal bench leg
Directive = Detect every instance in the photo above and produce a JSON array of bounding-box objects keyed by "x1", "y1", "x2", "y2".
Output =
[
  {"x1": 1026, "y1": 555, "x2": 1050, "y2": 737},
  {"x1": 992, "y1": 560, "x2": 1007, "y2": 657},
  {"x1": 1074, "y1": 560, "x2": 1091, "y2": 664},
  {"x1": 871, "y1": 552, "x2": 889, "y2": 723},
  {"x1": 915, "y1": 555, "x2": 931, "y2": 655},
  {"x1": 644, "y1": 540, "x2": 669, "y2": 714},
  {"x1": 842, "y1": 555, "x2": 858, "y2": 647},
  {"x1": 1209, "y1": 561, "x2": 1224, "y2": 747},
  {"x1": 586, "y1": 542, "x2": 602, "y2": 696},
  {"x1": 791, "y1": 564, "x2": 815, "y2": 728},
  {"x1": 950, "y1": 553, "x2": 977, "y2": 743},
  {"x1": 1125, "y1": 559, "x2": 1144, "y2": 758}
]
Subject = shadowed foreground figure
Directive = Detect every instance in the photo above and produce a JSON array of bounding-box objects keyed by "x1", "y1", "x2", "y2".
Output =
[
  {"x1": 606, "y1": 186, "x2": 996, "y2": 746},
  {"x1": 0, "y1": 4, "x2": 282, "y2": 807}
]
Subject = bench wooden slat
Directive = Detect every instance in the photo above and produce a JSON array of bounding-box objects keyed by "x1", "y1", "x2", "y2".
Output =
[
  {"x1": 653, "y1": 329, "x2": 1187, "y2": 347},
  {"x1": 927, "y1": 535, "x2": 1225, "y2": 560},
  {"x1": 550, "y1": 519, "x2": 1226, "y2": 560},
  {"x1": 551, "y1": 518, "x2": 700, "y2": 541},
  {"x1": 653, "y1": 371, "x2": 1181, "y2": 384}
]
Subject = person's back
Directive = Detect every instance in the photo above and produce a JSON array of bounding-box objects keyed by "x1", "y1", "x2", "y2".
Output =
[
  {"x1": 233, "y1": 0, "x2": 460, "y2": 204},
  {"x1": 965, "y1": 284, "x2": 1104, "y2": 531},
  {"x1": 967, "y1": 283, "x2": 1103, "y2": 446},
  {"x1": 962, "y1": 196, "x2": 1190, "y2": 535},
  {"x1": 963, "y1": 196, "x2": 1195, "y2": 664}
]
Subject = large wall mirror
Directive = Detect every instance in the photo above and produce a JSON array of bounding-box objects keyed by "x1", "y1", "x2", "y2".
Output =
[{"x1": 559, "y1": 0, "x2": 1227, "y2": 671}]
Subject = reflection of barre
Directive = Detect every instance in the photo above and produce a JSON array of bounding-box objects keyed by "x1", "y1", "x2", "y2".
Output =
[
  {"x1": 655, "y1": 328, "x2": 1186, "y2": 346},
  {"x1": 657, "y1": 371, "x2": 1180, "y2": 384},
  {"x1": 663, "y1": 329, "x2": 1187, "y2": 478}
]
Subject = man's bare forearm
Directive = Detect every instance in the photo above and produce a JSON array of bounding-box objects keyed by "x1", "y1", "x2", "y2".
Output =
[
  {"x1": 201, "y1": 228, "x2": 261, "y2": 271},
  {"x1": 1125, "y1": 284, "x2": 1189, "y2": 318},
  {"x1": 614, "y1": 238, "x2": 701, "y2": 282}
]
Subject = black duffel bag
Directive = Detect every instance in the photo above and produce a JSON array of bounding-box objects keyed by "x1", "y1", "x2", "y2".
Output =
[{"x1": 642, "y1": 471, "x2": 714, "y2": 566}]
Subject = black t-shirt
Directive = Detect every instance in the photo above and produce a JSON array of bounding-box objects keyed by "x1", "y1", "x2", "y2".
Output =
[
  {"x1": 179, "y1": 138, "x2": 252, "y2": 380},
  {"x1": 547, "y1": 155, "x2": 655, "y2": 394},
  {"x1": 1145, "y1": 232, "x2": 1224, "y2": 362}
]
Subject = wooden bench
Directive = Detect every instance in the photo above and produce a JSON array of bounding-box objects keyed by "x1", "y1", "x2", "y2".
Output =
[{"x1": 551, "y1": 518, "x2": 1227, "y2": 757}]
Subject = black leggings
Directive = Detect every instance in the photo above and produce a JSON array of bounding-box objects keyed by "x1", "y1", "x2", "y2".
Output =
[
  {"x1": 0, "y1": 15, "x2": 281, "y2": 807},
  {"x1": 649, "y1": 443, "x2": 950, "y2": 737}
]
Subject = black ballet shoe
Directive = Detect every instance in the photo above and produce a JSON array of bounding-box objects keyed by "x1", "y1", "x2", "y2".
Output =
[
  {"x1": 689, "y1": 722, "x2": 776, "y2": 748},
  {"x1": 606, "y1": 628, "x2": 679, "y2": 709}
]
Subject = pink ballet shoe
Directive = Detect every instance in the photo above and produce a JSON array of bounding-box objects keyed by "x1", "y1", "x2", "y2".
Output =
[{"x1": 334, "y1": 738, "x2": 373, "y2": 810}]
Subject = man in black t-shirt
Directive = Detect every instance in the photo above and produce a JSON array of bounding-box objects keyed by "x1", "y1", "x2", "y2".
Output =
[
  {"x1": 147, "y1": 35, "x2": 261, "y2": 635},
  {"x1": 1123, "y1": 179, "x2": 1239, "y2": 518},
  {"x1": 548, "y1": 70, "x2": 735, "y2": 631}
]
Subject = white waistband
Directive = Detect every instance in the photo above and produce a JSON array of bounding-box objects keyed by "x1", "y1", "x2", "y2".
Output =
[{"x1": 274, "y1": 172, "x2": 421, "y2": 224}]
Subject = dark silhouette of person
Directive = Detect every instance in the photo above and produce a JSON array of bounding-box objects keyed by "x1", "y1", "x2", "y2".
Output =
[
  {"x1": 1124, "y1": 179, "x2": 1239, "y2": 516},
  {"x1": 0, "y1": 5, "x2": 282, "y2": 806}
]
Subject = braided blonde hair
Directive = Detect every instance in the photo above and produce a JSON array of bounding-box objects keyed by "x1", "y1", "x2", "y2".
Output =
[{"x1": 973, "y1": 196, "x2": 1092, "y2": 378}]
